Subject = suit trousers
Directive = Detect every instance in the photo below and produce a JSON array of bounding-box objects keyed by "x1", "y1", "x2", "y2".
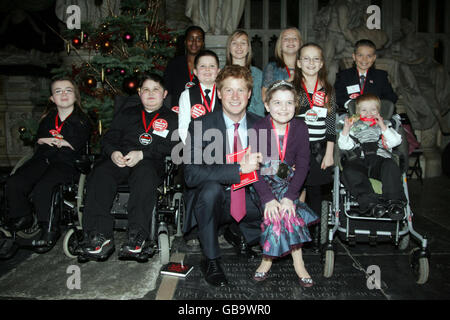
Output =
[
  {"x1": 82, "y1": 159, "x2": 162, "y2": 238},
  {"x1": 342, "y1": 155, "x2": 406, "y2": 209},
  {"x1": 6, "y1": 157, "x2": 77, "y2": 224},
  {"x1": 192, "y1": 181, "x2": 261, "y2": 259}
]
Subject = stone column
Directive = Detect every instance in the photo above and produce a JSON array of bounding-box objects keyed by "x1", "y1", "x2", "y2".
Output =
[{"x1": 205, "y1": 35, "x2": 228, "y2": 68}]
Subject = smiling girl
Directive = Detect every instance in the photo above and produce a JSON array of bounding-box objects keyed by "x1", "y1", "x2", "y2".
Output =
[{"x1": 251, "y1": 80, "x2": 319, "y2": 287}]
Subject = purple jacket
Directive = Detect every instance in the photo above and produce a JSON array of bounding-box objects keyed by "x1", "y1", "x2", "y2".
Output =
[{"x1": 250, "y1": 115, "x2": 310, "y2": 205}]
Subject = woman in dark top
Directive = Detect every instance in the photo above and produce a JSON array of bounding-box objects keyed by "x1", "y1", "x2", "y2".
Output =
[
  {"x1": 163, "y1": 25, "x2": 205, "y2": 109},
  {"x1": 5, "y1": 78, "x2": 91, "y2": 253}
]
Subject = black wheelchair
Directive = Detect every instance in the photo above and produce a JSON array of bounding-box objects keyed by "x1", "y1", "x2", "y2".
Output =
[{"x1": 0, "y1": 95, "x2": 184, "y2": 264}]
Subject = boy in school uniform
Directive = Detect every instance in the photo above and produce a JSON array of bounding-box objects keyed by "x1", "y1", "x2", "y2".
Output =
[
  {"x1": 178, "y1": 50, "x2": 222, "y2": 144},
  {"x1": 334, "y1": 39, "x2": 397, "y2": 112}
]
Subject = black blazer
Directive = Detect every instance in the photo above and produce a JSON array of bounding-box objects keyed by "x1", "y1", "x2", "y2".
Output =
[
  {"x1": 334, "y1": 67, "x2": 398, "y2": 110},
  {"x1": 182, "y1": 110, "x2": 262, "y2": 233}
]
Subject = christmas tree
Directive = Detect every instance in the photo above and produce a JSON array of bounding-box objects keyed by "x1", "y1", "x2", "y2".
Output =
[{"x1": 21, "y1": 0, "x2": 178, "y2": 150}]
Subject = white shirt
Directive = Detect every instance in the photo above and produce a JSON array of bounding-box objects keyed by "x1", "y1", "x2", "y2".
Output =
[
  {"x1": 222, "y1": 112, "x2": 248, "y2": 154},
  {"x1": 178, "y1": 83, "x2": 216, "y2": 144}
]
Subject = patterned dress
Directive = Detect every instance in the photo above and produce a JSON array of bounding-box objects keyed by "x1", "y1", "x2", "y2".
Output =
[{"x1": 260, "y1": 162, "x2": 320, "y2": 258}]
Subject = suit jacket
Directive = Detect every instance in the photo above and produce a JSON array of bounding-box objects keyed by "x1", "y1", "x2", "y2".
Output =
[
  {"x1": 251, "y1": 115, "x2": 310, "y2": 206},
  {"x1": 334, "y1": 67, "x2": 398, "y2": 110},
  {"x1": 182, "y1": 110, "x2": 262, "y2": 233}
]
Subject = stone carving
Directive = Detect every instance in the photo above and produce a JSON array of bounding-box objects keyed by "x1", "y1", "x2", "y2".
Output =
[
  {"x1": 185, "y1": 0, "x2": 245, "y2": 35},
  {"x1": 314, "y1": 0, "x2": 388, "y2": 85},
  {"x1": 381, "y1": 19, "x2": 450, "y2": 133}
]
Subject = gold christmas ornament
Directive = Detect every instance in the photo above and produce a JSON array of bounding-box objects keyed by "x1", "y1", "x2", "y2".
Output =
[
  {"x1": 101, "y1": 68, "x2": 105, "y2": 82},
  {"x1": 66, "y1": 41, "x2": 70, "y2": 55}
]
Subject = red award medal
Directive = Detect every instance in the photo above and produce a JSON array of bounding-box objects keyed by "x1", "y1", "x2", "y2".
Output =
[
  {"x1": 50, "y1": 112, "x2": 71, "y2": 139},
  {"x1": 199, "y1": 84, "x2": 215, "y2": 113},
  {"x1": 140, "y1": 111, "x2": 159, "y2": 145},
  {"x1": 171, "y1": 106, "x2": 180, "y2": 114},
  {"x1": 185, "y1": 65, "x2": 196, "y2": 89},
  {"x1": 271, "y1": 119, "x2": 289, "y2": 179},
  {"x1": 312, "y1": 91, "x2": 325, "y2": 106},
  {"x1": 152, "y1": 118, "x2": 168, "y2": 131},
  {"x1": 191, "y1": 104, "x2": 206, "y2": 119},
  {"x1": 301, "y1": 79, "x2": 320, "y2": 122},
  {"x1": 350, "y1": 93, "x2": 360, "y2": 99}
]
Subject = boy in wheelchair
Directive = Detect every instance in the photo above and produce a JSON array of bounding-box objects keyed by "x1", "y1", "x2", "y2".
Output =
[
  {"x1": 338, "y1": 93, "x2": 406, "y2": 220},
  {"x1": 77, "y1": 73, "x2": 178, "y2": 262}
]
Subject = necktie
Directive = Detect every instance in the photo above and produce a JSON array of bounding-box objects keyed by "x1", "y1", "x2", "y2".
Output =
[
  {"x1": 359, "y1": 75, "x2": 366, "y2": 90},
  {"x1": 230, "y1": 123, "x2": 246, "y2": 222},
  {"x1": 204, "y1": 89, "x2": 211, "y2": 106}
]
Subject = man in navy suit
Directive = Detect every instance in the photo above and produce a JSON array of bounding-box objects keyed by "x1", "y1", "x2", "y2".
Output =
[
  {"x1": 334, "y1": 39, "x2": 398, "y2": 112},
  {"x1": 182, "y1": 65, "x2": 263, "y2": 287}
]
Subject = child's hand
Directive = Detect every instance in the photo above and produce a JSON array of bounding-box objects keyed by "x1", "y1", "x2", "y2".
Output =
[
  {"x1": 374, "y1": 114, "x2": 387, "y2": 131},
  {"x1": 280, "y1": 198, "x2": 295, "y2": 218},
  {"x1": 124, "y1": 150, "x2": 144, "y2": 167},
  {"x1": 264, "y1": 199, "x2": 281, "y2": 222},
  {"x1": 111, "y1": 151, "x2": 127, "y2": 167},
  {"x1": 342, "y1": 116, "x2": 354, "y2": 135}
]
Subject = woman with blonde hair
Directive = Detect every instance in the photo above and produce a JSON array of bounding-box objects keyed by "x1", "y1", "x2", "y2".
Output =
[
  {"x1": 225, "y1": 29, "x2": 264, "y2": 117},
  {"x1": 262, "y1": 27, "x2": 302, "y2": 101}
]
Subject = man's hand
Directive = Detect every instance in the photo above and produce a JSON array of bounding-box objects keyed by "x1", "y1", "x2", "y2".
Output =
[
  {"x1": 111, "y1": 151, "x2": 127, "y2": 167},
  {"x1": 124, "y1": 150, "x2": 143, "y2": 167},
  {"x1": 239, "y1": 146, "x2": 263, "y2": 174}
]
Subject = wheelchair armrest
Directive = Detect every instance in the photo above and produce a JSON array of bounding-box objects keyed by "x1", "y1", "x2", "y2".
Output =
[{"x1": 74, "y1": 155, "x2": 93, "y2": 175}]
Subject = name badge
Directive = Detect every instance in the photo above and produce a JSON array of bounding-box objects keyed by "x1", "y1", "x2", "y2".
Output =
[
  {"x1": 153, "y1": 129, "x2": 169, "y2": 138},
  {"x1": 312, "y1": 106, "x2": 327, "y2": 118},
  {"x1": 346, "y1": 84, "x2": 360, "y2": 94}
]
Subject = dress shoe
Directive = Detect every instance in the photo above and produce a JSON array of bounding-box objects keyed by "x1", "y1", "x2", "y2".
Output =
[
  {"x1": 371, "y1": 204, "x2": 387, "y2": 218},
  {"x1": 6, "y1": 215, "x2": 34, "y2": 232},
  {"x1": 224, "y1": 227, "x2": 258, "y2": 258},
  {"x1": 298, "y1": 277, "x2": 314, "y2": 288},
  {"x1": 253, "y1": 271, "x2": 269, "y2": 282},
  {"x1": 201, "y1": 258, "x2": 228, "y2": 287}
]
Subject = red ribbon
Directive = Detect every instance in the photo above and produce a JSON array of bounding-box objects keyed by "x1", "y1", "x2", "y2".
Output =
[
  {"x1": 142, "y1": 111, "x2": 160, "y2": 133},
  {"x1": 301, "y1": 78, "x2": 319, "y2": 109},
  {"x1": 199, "y1": 84, "x2": 215, "y2": 113},
  {"x1": 270, "y1": 120, "x2": 289, "y2": 162},
  {"x1": 54, "y1": 112, "x2": 72, "y2": 135},
  {"x1": 359, "y1": 116, "x2": 377, "y2": 127}
]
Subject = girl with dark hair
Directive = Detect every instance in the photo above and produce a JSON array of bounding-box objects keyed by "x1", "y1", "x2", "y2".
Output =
[
  {"x1": 292, "y1": 43, "x2": 337, "y2": 251},
  {"x1": 5, "y1": 78, "x2": 91, "y2": 253}
]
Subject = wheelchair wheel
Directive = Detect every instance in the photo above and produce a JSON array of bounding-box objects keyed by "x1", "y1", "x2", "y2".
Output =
[
  {"x1": 320, "y1": 200, "x2": 330, "y2": 245},
  {"x1": 410, "y1": 247, "x2": 429, "y2": 284},
  {"x1": 16, "y1": 215, "x2": 40, "y2": 239},
  {"x1": 398, "y1": 233, "x2": 410, "y2": 250},
  {"x1": 323, "y1": 249, "x2": 335, "y2": 278},
  {"x1": 63, "y1": 227, "x2": 83, "y2": 258},
  {"x1": 158, "y1": 232, "x2": 170, "y2": 265}
]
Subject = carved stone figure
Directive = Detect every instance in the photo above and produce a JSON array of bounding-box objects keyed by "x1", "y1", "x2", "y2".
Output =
[
  {"x1": 314, "y1": 0, "x2": 388, "y2": 84},
  {"x1": 382, "y1": 19, "x2": 450, "y2": 133},
  {"x1": 185, "y1": 0, "x2": 245, "y2": 35}
]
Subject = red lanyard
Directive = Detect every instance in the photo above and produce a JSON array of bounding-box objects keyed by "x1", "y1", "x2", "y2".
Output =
[
  {"x1": 301, "y1": 78, "x2": 319, "y2": 109},
  {"x1": 285, "y1": 66, "x2": 291, "y2": 78},
  {"x1": 271, "y1": 120, "x2": 289, "y2": 162},
  {"x1": 199, "y1": 84, "x2": 215, "y2": 113},
  {"x1": 54, "y1": 112, "x2": 72, "y2": 134},
  {"x1": 142, "y1": 111, "x2": 160, "y2": 133},
  {"x1": 359, "y1": 116, "x2": 377, "y2": 127}
]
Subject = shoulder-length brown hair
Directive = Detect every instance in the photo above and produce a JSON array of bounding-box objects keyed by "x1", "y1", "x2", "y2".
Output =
[
  {"x1": 225, "y1": 30, "x2": 252, "y2": 69},
  {"x1": 292, "y1": 42, "x2": 334, "y2": 113}
]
